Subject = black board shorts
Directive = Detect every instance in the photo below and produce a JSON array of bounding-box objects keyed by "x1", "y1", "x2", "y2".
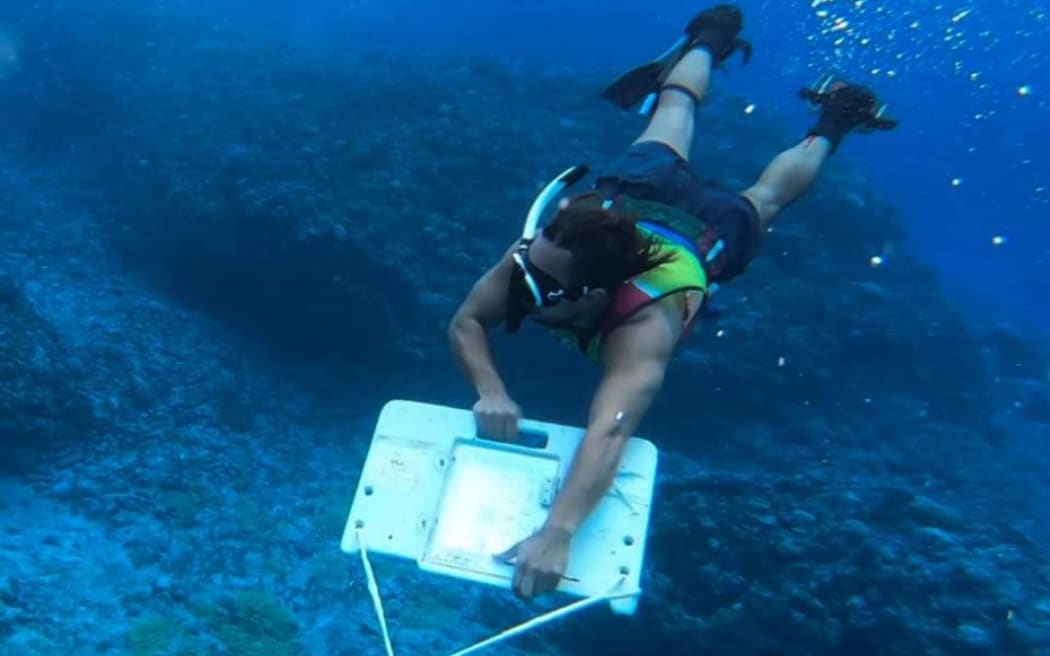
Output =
[{"x1": 594, "y1": 140, "x2": 764, "y2": 282}]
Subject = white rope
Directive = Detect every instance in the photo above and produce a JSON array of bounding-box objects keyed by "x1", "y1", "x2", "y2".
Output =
[
  {"x1": 356, "y1": 528, "x2": 396, "y2": 656},
  {"x1": 446, "y1": 578, "x2": 640, "y2": 656}
]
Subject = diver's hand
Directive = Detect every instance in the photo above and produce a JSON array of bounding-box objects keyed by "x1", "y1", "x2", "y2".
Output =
[
  {"x1": 494, "y1": 525, "x2": 572, "y2": 600},
  {"x1": 473, "y1": 394, "x2": 521, "y2": 441}
]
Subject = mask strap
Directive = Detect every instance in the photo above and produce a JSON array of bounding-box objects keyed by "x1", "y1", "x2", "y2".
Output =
[{"x1": 512, "y1": 251, "x2": 544, "y2": 307}]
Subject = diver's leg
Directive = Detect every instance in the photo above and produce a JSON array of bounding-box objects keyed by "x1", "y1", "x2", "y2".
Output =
[
  {"x1": 630, "y1": 5, "x2": 748, "y2": 161},
  {"x1": 742, "y1": 80, "x2": 894, "y2": 230},
  {"x1": 740, "y1": 136, "x2": 832, "y2": 230},
  {"x1": 633, "y1": 49, "x2": 713, "y2": 161}
]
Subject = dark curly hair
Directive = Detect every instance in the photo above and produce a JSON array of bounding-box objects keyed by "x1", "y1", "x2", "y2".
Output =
[{"x1": 541, "y1": 192, "x2": 675, "y2": 291}]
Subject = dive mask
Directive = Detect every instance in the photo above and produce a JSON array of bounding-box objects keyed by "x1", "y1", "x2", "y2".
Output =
[{"x1": 505, "y1": 164, "x2": 590, "y2": 333}]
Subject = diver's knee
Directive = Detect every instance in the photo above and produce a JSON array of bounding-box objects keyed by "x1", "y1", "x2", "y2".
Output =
[{"x1": 741, "y1": 187, "x2": 782, "y2": 227}]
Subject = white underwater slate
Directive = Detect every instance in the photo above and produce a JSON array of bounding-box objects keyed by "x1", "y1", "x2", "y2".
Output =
[{"x1": 340, "y1": 399, "x2": 659, "y2": 655}]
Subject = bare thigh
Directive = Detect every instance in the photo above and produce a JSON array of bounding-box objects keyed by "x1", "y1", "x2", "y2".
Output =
[{"x1": 632, "y1": 94, "x2": 696, "y2": 161}]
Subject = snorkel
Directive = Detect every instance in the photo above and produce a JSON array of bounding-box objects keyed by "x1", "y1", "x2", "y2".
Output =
[
  {"x1": 520, "y1": 164, "x2": 590, "y2": 245},
  {"x1": 506, "y1": 164, "x2": 590, "y2": 333}
]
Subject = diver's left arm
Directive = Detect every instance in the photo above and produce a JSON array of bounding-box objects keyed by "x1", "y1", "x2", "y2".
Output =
[{"x1": 543, "y1": 297, "x2": 681, "y2": 536}]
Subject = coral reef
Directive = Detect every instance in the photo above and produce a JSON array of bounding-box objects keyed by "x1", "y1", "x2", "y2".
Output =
[{"x1": 0, "y1": 3, "x2": 1046, "y2": 656}]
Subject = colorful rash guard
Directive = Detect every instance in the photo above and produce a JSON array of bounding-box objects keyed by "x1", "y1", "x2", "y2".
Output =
[{"x1": 547, "y1": 220, "x2": 709, "y2": 362}]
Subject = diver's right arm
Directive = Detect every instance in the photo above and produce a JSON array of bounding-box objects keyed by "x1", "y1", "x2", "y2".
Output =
[{"x1": 448, "y1": 249, "x2": 522, "y2": 438}]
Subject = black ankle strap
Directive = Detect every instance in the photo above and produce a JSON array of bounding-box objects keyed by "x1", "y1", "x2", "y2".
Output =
[{"x1": 660, "y1": 83, "x2": 703, "y2": 106}]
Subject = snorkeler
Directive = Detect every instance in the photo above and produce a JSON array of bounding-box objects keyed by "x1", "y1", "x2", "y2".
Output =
[{"x1": 448, "y1": 4, "x2": 897, "y2": 601}]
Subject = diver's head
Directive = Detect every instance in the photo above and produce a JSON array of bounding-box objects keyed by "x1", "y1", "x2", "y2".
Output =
[{"x1": 506, "y1": 193, "x2": 672, "y2": 332}]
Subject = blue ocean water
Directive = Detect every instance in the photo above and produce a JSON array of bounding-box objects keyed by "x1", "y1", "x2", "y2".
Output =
[
  {"x1": 0, "y1": 1, "x2": 1048, "y2": 655},
  {"x1": 325, "y1": 0, "x2": 1050, "y2": 329},
  {"x1": 162, "y1": 0, "x2": 1050, "y2": 324}
]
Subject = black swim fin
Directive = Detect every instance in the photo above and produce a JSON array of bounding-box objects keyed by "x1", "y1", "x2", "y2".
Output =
[
  {"x1": 799, "y1": 73, "x2": 899, "y2": 132},
  {"x1": 600, "y1": 36, "x2": 687, "y2": 112},
  {"x1": 601, "y1": 5, "x2": 752, "y2": 114}
]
